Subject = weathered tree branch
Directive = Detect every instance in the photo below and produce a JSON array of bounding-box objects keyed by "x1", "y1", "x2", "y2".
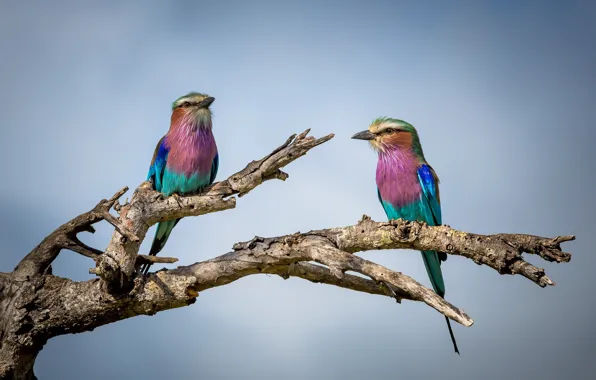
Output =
[
  {"x1": 308, "y1": 216, "x2": 573, "y2": 287},
  {"x1": 174, "y1": 233, "x2": 473, "y2": 325},
  {"x1": 0, "y1": 129, "x2": 574, "y2": 380},
  {"x1": 14, "y1": 187, "x2": 130, "y2": 279},
  {"x1": 22, "y1": 257, "x2": 406, "y2": 341},
  {"x1": 134, "y1": 254, "x2": 179, "y2": 266},
  {"x1": 19, "y1": 213, "x2": 575, "y2": 346}
]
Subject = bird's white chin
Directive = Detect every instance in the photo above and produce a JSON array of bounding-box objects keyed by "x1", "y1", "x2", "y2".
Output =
[
  {"x1": 368, "y1": 140, "x2": 383, "y2": 153},
  {"x1": 188, "y1": 109, "x2": 212, "y2": 130}
]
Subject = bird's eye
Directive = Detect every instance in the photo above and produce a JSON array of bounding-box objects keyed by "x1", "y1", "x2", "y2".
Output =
[
  {"x1": 385, "y1": 128, "x2": 395, "y2": 133},
  {"x1": 182, "y1": 102, "x2": 191, "y2": 108}
]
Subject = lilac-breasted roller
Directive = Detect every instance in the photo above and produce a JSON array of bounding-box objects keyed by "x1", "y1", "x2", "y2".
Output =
[
  {"x1": 352, "y1": 117, "x2": 459, "y2": 354},
  {"x1": 141, "y1": 92, "x2": 219, "y2": 274}
]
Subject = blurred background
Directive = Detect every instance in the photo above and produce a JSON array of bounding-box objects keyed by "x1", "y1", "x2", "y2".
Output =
[{"x1": 0, "y1": 0, "x2": 594, "y2": 379}]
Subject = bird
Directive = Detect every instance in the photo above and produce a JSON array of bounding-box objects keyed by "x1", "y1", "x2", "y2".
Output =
[
  {"x1": 141, "y1": 92, "x2": 219, "y2": 275},
  {"x1": 351, "y1": 117, "x2": 459, "y2": 354}
]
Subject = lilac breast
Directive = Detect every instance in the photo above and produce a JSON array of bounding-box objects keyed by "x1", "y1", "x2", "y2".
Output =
[
  {"x1": 376, "y1": 149, "x2": 422, "y2": 208},
  {"x1": 166, "y1": 127, "x2": 217, "y2": 176}
]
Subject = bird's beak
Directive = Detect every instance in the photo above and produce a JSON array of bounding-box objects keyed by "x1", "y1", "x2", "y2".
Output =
[
  {"x1": 198, "y1": 97, "x2": 215, "y2": 109},
  {"x1": 351, "y1": 130, "x2": 376, "y2": 140}
]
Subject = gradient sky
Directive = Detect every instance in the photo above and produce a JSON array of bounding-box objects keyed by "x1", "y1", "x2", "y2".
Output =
[{"x1": 1, "y1": 1, "x2": 594, "y2": 379}]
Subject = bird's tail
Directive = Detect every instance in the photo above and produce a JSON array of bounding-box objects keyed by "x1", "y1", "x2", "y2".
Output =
[
  {"x1": 421, "y1": 250, "x2": 445, "y2": 296},
  {"x1": 421, "y1": 250, "x2": 460, "y2": 354},
  {"x1": 140, "y1": 218, "x2": 180, "y2": 274},
  {"x1": 444, "y1": 316, "x2": 460, "y2": 354}
]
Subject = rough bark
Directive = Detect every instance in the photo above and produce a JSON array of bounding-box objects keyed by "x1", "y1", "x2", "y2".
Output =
[{"x1": 0, "y1": 130, "x2": 574, "y2": 379}]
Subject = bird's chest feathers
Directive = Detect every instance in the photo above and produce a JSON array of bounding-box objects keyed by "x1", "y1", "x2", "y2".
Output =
[
  {"x1": 376, "y1": 149, "x2": 422, "y2": 209},
  {"x1": 162, "y1": 127, "x2": 217, "y2": 194}
]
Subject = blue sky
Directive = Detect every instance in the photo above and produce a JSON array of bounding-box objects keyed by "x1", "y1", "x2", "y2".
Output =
[{"x1": 1, "y1": 1, "x2": 594, "y2": 379}]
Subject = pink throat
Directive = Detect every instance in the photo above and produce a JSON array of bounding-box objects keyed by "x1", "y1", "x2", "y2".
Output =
[{"x1": 376, "y1": 147, "x2": 422, "y2": 208}]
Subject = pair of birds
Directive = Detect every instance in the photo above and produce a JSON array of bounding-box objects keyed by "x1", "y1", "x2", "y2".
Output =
[{"x1": 143, "y1": 91, "x2": 459, "y2": 354}]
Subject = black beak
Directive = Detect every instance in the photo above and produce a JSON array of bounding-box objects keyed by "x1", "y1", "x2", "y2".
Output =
[
  {"x1": 351, "y1": 130, "x2": 376, "y2": 140},
  {"x1": 198, "y1": 97, "x2": 215, "y2": 109}
]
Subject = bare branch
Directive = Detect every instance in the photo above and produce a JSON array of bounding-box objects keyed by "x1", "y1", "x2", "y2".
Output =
[
  {"x1": 14, "y1": 187, "x2": 129, "y2": 278},
  {"x1": 94, "y1": 130, "x2": 334, "y2": 292},
  {"x1": 167, "y1": 235, "x2": 472, "y2": 326},
  {"x1": 41, "y1": 227, "x2": 476, "y2": 332},
  {"x1": 135, "y1": 255, "x2": 179, "y2": 265},
  {"x1": 311, "y1": 215, "x2": 573, "y2": 287},
  {"x1": 101, "y1": 210, "x2": 139, "y2": 243},
  {"x1": 28, "y1": 242, "x2": 466, "y2": 346},
  {"x1": 31, "y1": 260, "x2": 402, "y2": 340},
  {"x1": 275, "y1": 262, "x2": 400, "y2": 300},
  {"x1": 111, "y1": 214, "x2": 573, "y2": 326},
  {"x1": 64, "y1": 239, "x2": 103, "y2": 259}
]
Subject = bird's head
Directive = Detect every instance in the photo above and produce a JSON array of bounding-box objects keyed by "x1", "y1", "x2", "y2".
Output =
[
  {"x1": 351, "y1": 117, "x2": 422, "y2": 154},
  {"x1": 171, "y1": 92, "x2": 215, "y2": 129}
]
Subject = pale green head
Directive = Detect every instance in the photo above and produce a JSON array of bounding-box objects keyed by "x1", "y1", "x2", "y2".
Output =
[
  {"x1": 172, "y1": 92, "x2": 215, "y2": 110},
  {"x1": 352, "y1": 117, "x2": 425, "y2": 159},
  {"x1": 368, "y1": 117, "x2": 418, "y2": 135},
  {"x1": 170, "y1": 92, "x2": 215, "y2": 129}
]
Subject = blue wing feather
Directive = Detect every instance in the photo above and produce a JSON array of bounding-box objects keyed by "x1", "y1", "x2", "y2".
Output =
[
  {"x1": 147, "y1": 136, "x2": 169, "y2": 192},
  {"x1": 417, "y1": 164, "x2": 441, "y2": 226}
]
